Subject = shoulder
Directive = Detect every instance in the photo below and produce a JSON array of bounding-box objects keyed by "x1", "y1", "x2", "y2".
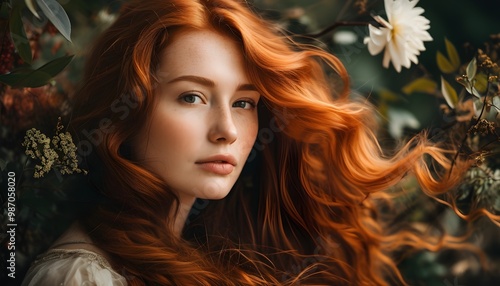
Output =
[{"x1": 22, "y1": 248, "x2": 128, "y2": 286}]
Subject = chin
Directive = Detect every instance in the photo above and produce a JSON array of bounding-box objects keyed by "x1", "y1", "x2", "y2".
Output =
[
  {"x1": 192, "y1": 180, "x2": 233, "y2": 200},
  {"x1": 198, "y1": 188, "x2": 232, "y2": 200}
]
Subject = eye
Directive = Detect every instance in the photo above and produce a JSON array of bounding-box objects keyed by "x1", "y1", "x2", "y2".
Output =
[
  {"x1": 232, "y1": 100, "x2": 256, "y2": 110},
  {"x1": 179, "y1": 92, "x2": 204, "y2": 104}
]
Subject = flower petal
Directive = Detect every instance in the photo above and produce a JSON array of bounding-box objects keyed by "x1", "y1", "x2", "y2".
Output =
[
  {"x1": 382, "y1": 46, "x2": 392, "y2": 69},
  {"x1": 387, "y1": 41, "x2": 403, "y2": 72},
  {"x1": 367, "y1": 0, "x2": 432, "y2": 72},
  {"x1": 384, "y1": 0, "x2": 395, "y2": 22}
]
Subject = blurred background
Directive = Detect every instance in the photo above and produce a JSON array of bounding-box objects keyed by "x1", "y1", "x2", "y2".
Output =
[{"x1": 1, "y1": 0, "x2": 500, "y2": 285}]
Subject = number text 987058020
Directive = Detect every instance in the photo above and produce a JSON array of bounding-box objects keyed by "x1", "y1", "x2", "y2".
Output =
[{"x1": 6, "y1": 171, "x2": 17, "y2": 279}]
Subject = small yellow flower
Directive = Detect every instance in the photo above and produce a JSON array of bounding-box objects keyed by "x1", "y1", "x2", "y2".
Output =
[{"x1": 22, "y1": 118, "x2": 87, "y2": 178}]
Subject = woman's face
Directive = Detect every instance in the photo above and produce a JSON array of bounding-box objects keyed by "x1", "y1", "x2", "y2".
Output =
[{"x1": 133, "y1": 29, "x2": 260, "y2": 202}]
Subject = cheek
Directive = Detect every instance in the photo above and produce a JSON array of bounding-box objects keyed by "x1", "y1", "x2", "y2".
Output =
[
  {"x1": 153, "y1": 116, "x2": 190, "y2": 148},
  {"x1": 136, "y1": 109, "x2": 202, "y2": 160},
  {"x1": 239, "y1": 115, "x2": 259, "y2": 152}
]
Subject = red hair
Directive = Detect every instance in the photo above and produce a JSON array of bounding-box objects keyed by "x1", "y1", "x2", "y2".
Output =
[{"x1": 69, "y1": 0, "x2": 479, "y2": 285}]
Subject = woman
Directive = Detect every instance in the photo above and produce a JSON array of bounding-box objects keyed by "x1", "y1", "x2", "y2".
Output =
[{"x1": 22, "y1": 0, "x2": 472, "y2": 285}]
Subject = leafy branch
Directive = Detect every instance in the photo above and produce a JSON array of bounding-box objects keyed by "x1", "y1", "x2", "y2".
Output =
[{"x1": 0, "y1": 0, "x2": 73, "y2": 88}]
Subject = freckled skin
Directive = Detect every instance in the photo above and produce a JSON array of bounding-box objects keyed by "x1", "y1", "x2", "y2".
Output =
[{"x1": 132, "y1": 29, "x2": 260, "y2": 203}]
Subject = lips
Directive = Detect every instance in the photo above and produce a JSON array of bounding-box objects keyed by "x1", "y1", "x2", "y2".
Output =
[{"x1": 195, "y1": 155, "x2": 236, "y2": 175}]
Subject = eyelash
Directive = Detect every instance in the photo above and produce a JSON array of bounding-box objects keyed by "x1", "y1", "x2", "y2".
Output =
[
  {"x1": 179, "y1": 92, "x2": 257, "y2": 110},
  {"x1": 179, "y1": 91, "x2": 204, "y2": 104},
  {"x1": 232, "y1": 99, "x2": 256, "y2": 110}
]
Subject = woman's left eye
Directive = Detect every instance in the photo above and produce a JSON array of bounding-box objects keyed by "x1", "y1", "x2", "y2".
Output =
[
  {"x1": 232, "y1": 100, "x2": 256, "y2": 110},
  {"x1": 179, "y1": 92, "x2": 204, "y2": 104}
]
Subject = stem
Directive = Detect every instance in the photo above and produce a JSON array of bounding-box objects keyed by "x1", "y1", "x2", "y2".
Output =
[
  {"x1": 449, "y1": 94, "x2": 489, "y2": 175},
  {"x1": 448, "y1": 69, "x2": 495, "y2": 176},
  {"x1": 479, "y1": 136, "x2": 500, "y2": 151},
  {"x1": 303, "y1": 21, "x2": 369, "y2": 38}
]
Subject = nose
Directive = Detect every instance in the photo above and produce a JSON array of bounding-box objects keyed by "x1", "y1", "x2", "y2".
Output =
[{"x1": 208, "y1": 106, "x2": 237, "y2": 144}]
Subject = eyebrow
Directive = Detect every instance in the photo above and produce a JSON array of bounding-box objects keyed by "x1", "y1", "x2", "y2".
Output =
[{"x1": 167, "y1": 75, "x2": 258, "y2": 91}]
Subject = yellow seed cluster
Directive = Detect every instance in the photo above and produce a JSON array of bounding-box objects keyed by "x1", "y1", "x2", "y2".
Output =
[
  {"x1": 354, "y1": 0, "x2": 367, "y2": 15},
  {"x1": 22, "y1": 118, "x2": 87, "y2": 178},
  {"x1": 477, "y1": 49, "x2": 500, "y2": 75},
  {"x1": 468, "y1": 118, "x2": 497, "y2": 136}
]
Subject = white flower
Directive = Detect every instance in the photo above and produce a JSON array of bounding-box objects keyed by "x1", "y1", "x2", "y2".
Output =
[
  {"x1": 97, "y1": 9, "x2": 117, "y2": 25},
  {"x1": 364, "y1": 0, "x2": 433, "y2": 72},
  {"x1": 387, "y1": 108, "x2": 420, "y2": 139}
]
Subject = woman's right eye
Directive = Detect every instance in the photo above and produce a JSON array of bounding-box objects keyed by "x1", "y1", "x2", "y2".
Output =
[{"x1": 179, "y1": 92, "x2": 204, "y2": 104}]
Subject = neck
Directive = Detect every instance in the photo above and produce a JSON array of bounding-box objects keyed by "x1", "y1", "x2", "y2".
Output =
[{"x1": 171, "y1": 194, "x2": 196, "y2": 237}]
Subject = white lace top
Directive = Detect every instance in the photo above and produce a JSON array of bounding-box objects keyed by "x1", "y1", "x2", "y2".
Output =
[
  {"x1": 22, "y1": 249, "x2": 127, "y2": 286},
  {"x1": 21, "y1": 248, "x2": 127, "y2": 286},
  {"x1": 21, "y1": 222, "x2": 128, "y2": 286}
]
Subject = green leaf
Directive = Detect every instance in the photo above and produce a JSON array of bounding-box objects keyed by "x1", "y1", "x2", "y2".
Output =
[
  {"x1": 474, "y1": 73, "x2": 488, "y2": 94},
  {"x1": 0, "y1": 158, "x2": 7, "y2": 171},
  {"x1": 402, "y1": 78, "x2": 437, "y2": 95},
  {"x1": 0, "y1": 2, "x2": 10, "y2": 19},
  {"x1": 441, "y1": 76, "x2": 458, "y2": 108},
  {"x1": 34, "y1": 55, "x2": 74, "y2": 76},
  {"x1": 494, "y1": 196, "x2": 500, "y2": 213},
  {"x1": 379, "y1": 88, "x2": 400, "y2": 102},
  {"x1": 9, "y1": 5, "x2": 32, "y2": 64},
  {"x1": 0, "y1": 55, "x2": 74, "y2": 87},
  {"x1": 36, "y1": 0, "x2": 71, "y2": 42},
  {"x1": 445, "y1": 38, "x2": 460, "y2": 70},
  {"x1": 25, "y1": 0, "x2": 40, "y2": 19},
  {"x1": 466, "y1": 57, "x2": 477, "y2": 80},
  {"x1": 457, "y1": 76, "x2": 482, "y2": 99},
  {"x1": 436, "y1": 51, "x2": 455, "y2": 74}
]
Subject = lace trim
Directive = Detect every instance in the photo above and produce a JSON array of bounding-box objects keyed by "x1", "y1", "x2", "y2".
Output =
[
  {"x1": 31, "y1": 248, "x2": 119, "y2": 275},
  {"x1": 50, "y1": 241, "x2": 94, "y2": 249}
]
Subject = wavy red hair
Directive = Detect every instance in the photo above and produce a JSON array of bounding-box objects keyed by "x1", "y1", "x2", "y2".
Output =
[{"x1": 69, "y1": 0, "x2": 478, "y2": 285}]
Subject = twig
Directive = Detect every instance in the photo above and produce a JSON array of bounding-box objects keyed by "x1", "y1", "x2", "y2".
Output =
[
  {"x1": 302, "y1": 21, "x2": 369, "y2": 38},
  {"x1": 449, "y1": 94, "x2": 489, "y2": 175}
]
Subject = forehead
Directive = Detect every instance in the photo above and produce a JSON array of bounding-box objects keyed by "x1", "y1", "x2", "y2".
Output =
[{"x1": 157, "y1": 29, "x2": 247, "y2": 79}]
